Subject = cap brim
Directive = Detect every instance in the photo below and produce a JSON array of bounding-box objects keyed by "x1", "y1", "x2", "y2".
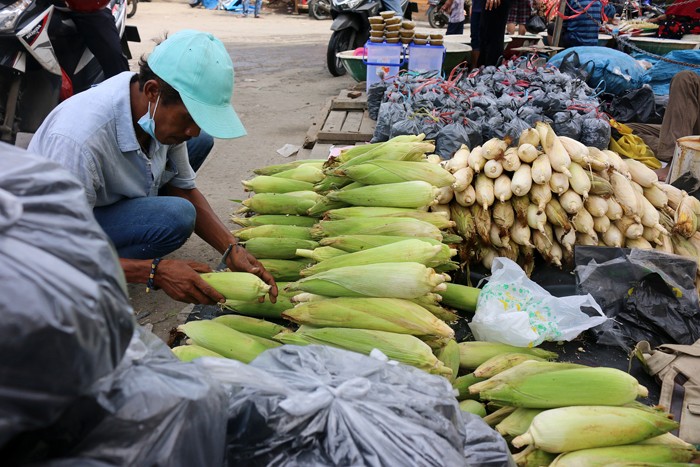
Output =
[{"x1": 182, "y1": 94, "x2": 246, "y2": 139}]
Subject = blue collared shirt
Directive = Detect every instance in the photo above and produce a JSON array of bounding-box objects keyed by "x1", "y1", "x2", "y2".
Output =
[{"x1": 28, "y1": 71, "x2": 196, "y2": 208}]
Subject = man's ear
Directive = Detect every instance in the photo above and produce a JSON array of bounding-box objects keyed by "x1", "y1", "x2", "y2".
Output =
[{"x1": 143, "y1": 80, "x2": 161, "y2": 103}]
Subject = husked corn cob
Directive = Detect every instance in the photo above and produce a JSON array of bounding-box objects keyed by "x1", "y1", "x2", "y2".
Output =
[
  {"x1": 282, "y1": 297, "x2": 455, "y2": 338},
  {"x1": 459, "y1": 400, "x2": 487, "y2": 417},
  {"x1": 310, "y1": 217, "x2": 443, "y2": 241},
  {"x1": 437, "y1": 283, "x2": 480, "y2": 312},
  {"x1": 496, "y1": 407, "x2": 542, "y2": 437},
  {"x1": 474, "y1": 352, "x2": 548, "y2": 378},
  {"x1": 325, "y1": 207, "x2": 454, "y2": 229},
  {"x1": 254, "y1": 159, "x2": 325, "y2": 176},
  {"x1": 287, "y1": 262, "x2": 449, "y2": 299},
  {"x1": 453, "y1": 373, "x2": 486, "y2": 401},
  {"x1": 230, "y1": 214, "x2": 318, "y2": 228},
  {"x1": 200, "y1": 272, "x2": 271, "y2": 301},
  {"x1": 513, "y1": 406, "x2": 679, "y2": 453},
  {"x1": 238, "y1": 191, "x2": 322, "y2": 215},
  {"x1": 295, "y1": 246, "x2": 347, "y2": 262},
  {"x1": 530, "y1": 183, "x2": 552, "y2": 214},
  {"x1": 320, "y1": 234, "x2": 444, "y2": 252},
  {"x1": 242, "y1": 175, "x2": 315, "y2": 193},
  {"x1": 171, "y1": 344, "x2": 225, "y2": 362},
  {"x1": 242, "y1": 237, "x2": 319, "y2": 260},
  {"x1": 213, "y1": 314, "x2": 292, "y2": 339},
  {"x1": 326, "y1": 181, "x2": 439, "y2": 209},
  {"x1": 436, "y1": 339, "x2": 461, "y2": 382},
  {"x1": 292, "y1": 327, "x2": 452, "y2": 375},
  {"x1": 335, "y1": 159, "x2": 455, "y2": 187},
  {"x1": 233, "y1": 224, "x2": 312, "y2": 240},
  {"x1": 479, "y1": 366, "x2": 649, "y2": 408},
  {"x1": 549, "y1": 445, "x2": 700, "y2": 467},
  {"x1": 458, "y1": 341, "x2": 558, "y2": 369},
  {"x1": 519, "y1": 128, "x2": 540, "y2": 147},
  {"x1": 258, "y1": 259, "x2": 309, "y2": 281},
  {"x1": 300, "y1": 239, "x2": 447, "y2": 276},
  {"x1": 536, "y1": 122, "x2": 572, "y2": 176},
  {"x1": 178, "y1": 320, "x2": 270, "y2": 363}
]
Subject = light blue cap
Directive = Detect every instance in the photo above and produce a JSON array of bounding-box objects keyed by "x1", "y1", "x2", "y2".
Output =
[{"x1": 147, "y1": 30, "x2": 246, "y2": 139}]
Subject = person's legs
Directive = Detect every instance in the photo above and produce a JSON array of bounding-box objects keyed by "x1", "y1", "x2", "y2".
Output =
[
  {"x1": 93, "y1": 197, "x2": 196, "y2": 259},
  {"x1": 446, "y1": 21, "x2": 465, "y2": 35},
  {"x1": 241, "y1": 0, "x2": 249, "y2": 16},
  {"x1": 186, "y1": 131, "x2": 215, "y2": 172},
  {"x1": 470, "y1": 11, "x2": 481, "y2": 68},
  {"x1": 71, "y1": 9, "x2": 129, "y2": 79},
  {"x1": 254, "y1": 0, "x2": 262, "y2": 16},
  {"x1": 478, "y1": 0, "x2": 511, "y2": 66},
  {"x1": 658, "y1": 71, "x2": 700, "y2": 162}
]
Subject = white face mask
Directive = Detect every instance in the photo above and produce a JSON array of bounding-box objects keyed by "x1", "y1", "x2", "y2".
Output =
[{"x1": 137, "y1": 94, "x2": 161, "y2": 149}]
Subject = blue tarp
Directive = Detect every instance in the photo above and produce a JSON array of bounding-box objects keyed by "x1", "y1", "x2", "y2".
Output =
[{"x1": 640, "y1": 49, "x2": 700, "y2": 95}]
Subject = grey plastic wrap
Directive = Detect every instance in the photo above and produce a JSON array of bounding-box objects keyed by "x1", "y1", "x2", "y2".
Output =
[
  {"x1": 41, "y1": 327, "x2": 229, "y2": 467},
  {"x1": 199, "y1": 345, "x2": 515, "y2": 467},
  {"x1": 0, "y1": 144, "x2": 134, "y2": 447}
]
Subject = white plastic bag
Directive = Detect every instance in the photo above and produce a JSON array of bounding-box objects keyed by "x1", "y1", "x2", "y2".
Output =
[{"x1": 470, "y1": 258, "x2": 607, "y2": 347}]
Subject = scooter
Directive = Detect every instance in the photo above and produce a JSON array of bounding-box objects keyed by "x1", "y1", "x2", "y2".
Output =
[
  {"x1": 309, "y1": 0, "x2": 331, "y2": 20},
  {"x1": 127, "y1": 0, "x2": 137, "y2": 18},
  {"x1": 427, "y1": 0, "x2": 470, "y2": 29},
  {"x1": 0, "y1": 0, "x2": 139, "y2": 143},
  {"x1": 326, "y1": 0, "x2": 417, "y2": 77}
]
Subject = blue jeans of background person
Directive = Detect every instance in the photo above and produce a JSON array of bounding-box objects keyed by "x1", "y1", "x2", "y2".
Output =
[
  {"x1": 382, "y1": 0, "x2": 403, "y2": 15},
  {"x1": 242, "y1": 0, "x2": 262, "y2": 16},
  {"x1": 93, "y1": 132, "x2": 214, "y2": 259},
  {"x1": 446, "y1": 21, "x2": 464, "y2": 35}
]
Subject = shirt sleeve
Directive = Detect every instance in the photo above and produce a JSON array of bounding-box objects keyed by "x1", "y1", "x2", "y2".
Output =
[
  {"x1": 28, "y1": 132, "x2": 101, "y2": 207},
  {"x1": 166, "y1": 142, "x2": 197, "y2": 190}
]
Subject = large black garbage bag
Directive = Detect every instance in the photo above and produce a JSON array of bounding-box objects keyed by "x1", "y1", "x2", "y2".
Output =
[
  {"x1": 0, "y1": 144, "x2": 228, "y2": 466},
  {"x1": 0, "y1": 144, "x2": 134, "y2": 447},
  {"x1": 435, "y1": 120, "x2": 483, "y2": 158},
  {"x1": 201, "y1": 345, "x2": 515, "y2": 467},
  {"x1": 371, "y1": 101, "x2": 409, "y2": 142},
  {"x1": 575, "y1": 246, "x2": 700, "y2": 351},
  {"x1": 608, "y1": 85, "x2": 662, "y2": 124},
  {"x1": 580, "y1": 113, "x2": 611, "y2": 149}
]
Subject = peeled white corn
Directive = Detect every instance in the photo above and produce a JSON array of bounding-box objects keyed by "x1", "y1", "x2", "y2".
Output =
[
  {"x1": 536, "y1": 122, "x2": 572, "y2": 176},
  {"x1": 549, "y1": 172, "x2": 570, "y2": 195},
  {"x1": 568, "y1": 162, "x2": 591, "y2": 199},
  {"x1": 482, "y1": 137, "x2": 508, "y2": 160},
  {"x1": 436, "y1": 185, "x2": 454, "y2": 204},
  {"x1": 484, "y1": 159, "x2": 504, "y2": 179},
  {"x1": 555, "y1": 226, "x2": 576, "y2": 253},
  {"x1": 519, "y1": 128, "x2": 540, "y2": 147},
  {"x1": 531, "y1": 154, "x2": 553, "y2": 185},
  {"x1": 468, "y1": 146, "x2": 487, "y2": 173},
  {"x1": 475, "y1": 174, "x2": 495, "y2": 210},
  {"x1": 494, "y1": 174, "x2": 513, "y2": 202},
  {"x1": 558, "y1": 136, "x2": 590, "y2": 165},
  {"x1": 559, "y1": 190, "x2": 584, "y2": 215},
  {"x1": 445, "y1": 145, "x2": 470, "y2": 172},
  {"x1": 531, "y1": 183, "x2": 553, "y2": 214},
  {"x1": 452, "y1": 166, "x2": 475, "y2": 191},
  {"x1": 624, "y1": 158, "x2": 659, "y2": 188},
  {"x1": 454, "y1": 185, "x2": 476, "y2": 207},
  {"x1": 593, "y1": 215, "x2": 611, "y2": 234},
  {"x1": 511, "y1": 219, "x2": 534, "y2": 247},
  {"x1": 603, "y1": 224, "x2": 624, "y2": 247},
  {"x1": 606, "y1": 197, "x2": 624, "y2": 220},
  {"x1": 511, "y1": 165, "x2": 533, "y2": 197},
  {"x1": 517, "y1": 143, "x2": 539, "y2": 163},
  {"x1": 611, "y1": 171, "x2": 641, "y2": 219},
  {"x1": 584, "y1": 195, "x2": 608, "y2": 217},
  {"x1": 527, "y1": 204, "x2": 547, "y2": 235},
  {"x1": 502, "y1": 148, "x2": 522, "y2": 172}
]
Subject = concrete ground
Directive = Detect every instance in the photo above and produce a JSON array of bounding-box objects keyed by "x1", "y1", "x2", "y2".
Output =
[{"x1": 126, "y1": 2, "x2": 446, "y2": 341}]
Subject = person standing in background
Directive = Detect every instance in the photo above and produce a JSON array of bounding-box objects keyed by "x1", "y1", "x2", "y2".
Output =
[
  {"x1": 242, "y1": 0, "x2": 262, "y2": 17},
  {"x1": 442, "y1": 0, "x2": 466, "y2": 35},
  {"x1": 478, "y1": 0, "x2": 512, "y2": 66},
  {"x1": 506, "y1": 0, "x2": 530, "y2": 34},
  {"x1": 546, "y1": 0, "x2": 616, "y2": 47},
  {"x1": 470, "y1": 0, "x2": 485, "y2": 67}
]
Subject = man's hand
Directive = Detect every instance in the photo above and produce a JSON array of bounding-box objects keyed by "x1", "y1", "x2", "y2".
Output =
[
  {"x1": 226, "y1": 244, "x2": 279, "y2": 303},
  {"x1": 154, "y1": 259, "x2": 226, "y2": 305},
  {"x1": 485, "y1": 0, "x2": 501, "y2": 10}
]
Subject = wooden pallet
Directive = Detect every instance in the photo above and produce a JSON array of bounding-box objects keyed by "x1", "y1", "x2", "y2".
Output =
[{"x1": 303, "y1": 89, "x2": 375, "y2": 148}]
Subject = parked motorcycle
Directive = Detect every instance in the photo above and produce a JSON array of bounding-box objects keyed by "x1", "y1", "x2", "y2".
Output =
[
  {"x1": 0, "y1": 0, "x2": 139, "y2": 143},
  {"x1": 127, "y1": 0, "x2": 137, "y2": 18},
  {"x1": 427, "y1": 0, "x2": 470, "y2": 29},
  {"x1": 326, "y1": 0, "x2": 417, "y2": 77},
  {"x1": 309, "y1": 0, "x2": 330, "y2": 20}
]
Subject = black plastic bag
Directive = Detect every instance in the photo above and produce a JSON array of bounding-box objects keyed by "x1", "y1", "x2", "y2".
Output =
[
  {"x1": 435, "y1": 120, "x2": 482, "y2": 158},
  {"x1": 525, "y1": 14, "x2": 547, "y2": 34},
  {"x1": 371, "y1": 101, "x2": 409, "y2": 142},
  {"x1": 558, "y1": 50, "x2": 595, "y2": 82},
  {"x1": 580, "y1": 114, "x2": 611, "y2": 149},
  {"x1": 390, "y1": 116, "x2": 422, "y2": 138},
  {"x1": 575, "y1": 246, "x2": 700, "y2": 351},
  {"x1": 608, "y1": 85, "x2": 661, "y2": 124},
  {"x1": 553, "y1": 110, "x2": 582, "y2": 139},
  {"x1": 199, "y1": 345, "x2": 515, "y2": 467},
  {"x1": 367, "y1": 81, "x2": 387, "y2": 121}
]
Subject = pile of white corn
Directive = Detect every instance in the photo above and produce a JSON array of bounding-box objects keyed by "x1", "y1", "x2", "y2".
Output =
[
  {"x1": 174, "y1": 135, "x2": 482, "y2": 380},
  {"x1": 434, "y1": 122, "x2": 700, "y2": 288},
  {"x1": 454, "y1": 342, "x2": 700, "y2": 466}
]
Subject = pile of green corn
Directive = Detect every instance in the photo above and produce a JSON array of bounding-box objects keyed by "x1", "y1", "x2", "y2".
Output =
[
  {"x1": 453, "y1": 342, "x2": 699, "y2": 466},
  {"x1": 173, "y1": 135, "x2": 481, "y2": 379}
]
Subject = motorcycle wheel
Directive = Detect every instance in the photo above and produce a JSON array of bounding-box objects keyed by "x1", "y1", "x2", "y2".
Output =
[
  {"x1": 127, "y1": 0, "x2": 137, "y2": 18},
  {"x1": 309, "y1": 0, "x2": 330, "y2": 20},
  {"x1": 326, "y1": 29, "x2": 354, "y2": 77},
  {"x1": 427, "y1": 5, "x2": 448, "y2": 29}
]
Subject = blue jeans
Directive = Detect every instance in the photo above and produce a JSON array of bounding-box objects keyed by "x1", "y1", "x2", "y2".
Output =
[
  {"x1": 242, "y1": 0, "x2": 262, "y2": 15},
  {"x1": 93, "y1": 132, "x2": 214, "y2": 259}
]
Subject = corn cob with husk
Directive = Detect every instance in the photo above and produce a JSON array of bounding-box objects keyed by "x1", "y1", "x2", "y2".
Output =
[
  {"x1": 473, "y1": 352, "x2": 548, "y2": 378},
  {"x1": 512, "y1": 405, "x2": 679, "y2": 452},
  {"x1": 549, "y1": 445, "x2": 699, "y2": 467},
  {"x1": 483, "y1": 406, "x2": 517, "y2": 427},
  {"x1": 332, "y1": 141, "x2": 435, "y2": 169},
  {"x1": 254, "y1": 159, "x2": 326, "y2": 176},
  {"x1": 271, "y1": 163, "x2": 326, "y2": 183},
  {"x1": 257, "y1": 259, "x2": 309, "y2": 281},
  {"x1": 310, "y1": 217, "x2": 443, "y2": 241},
  {"x1": 436, "y1": 339, "x2": 461, "y2": 382},
  {"x1": 295, "y1": 246, "x2": 347, "y2": 262},
  {"x1": 334, "y1": 159, "x2": 455, "y2": 187},
  {"x1": 233, "y1": 224, "x2": 312, "y2": 240},
  {"x1": 496, "y1": 407, "x2": 543, "y2": 437},
  {"x1": 283, "y1": 297, "x2": 454, "y2": 338},
  {"x1": 237, "y1": 191, "x2": 322, "y2": 216},
  {"x1": 277, "y1": 327, "x2": 453, "y2": 376},
  {"x1": 242, "y1": 175, "x2": 315, "y2": 193},
  {"x1": 459, "y1": 400, "x2": 487, "y2": 417},
  {"x1": 213, "y1": 314, "x2": 292, "y2": 339},
  {"x1": 241, "y1": 237, "x2": 319, "y2": 260},
  {"x1": 319, "y1": 234, "x2": 444, "y2": 252},
  {"x1": 172, "y1": 344, "x2": 225, "y2": 362},
  {"x1": 457, "y1": 341, "x2": 558, "y2": 369},
  {"x1": 287, "y1": 262, "x2": 449, "y2": 299},
  {"x1": 231, "y1": 214, "x2": 318, "y2": 228},
  {"x1": 453, "y1": 373, "x2": 486, "y2": 401},
  {"x1": 178, "y1": 320, "x2": 271, "y2": 363},
  {"x1": 324, "y1": 206, "x2": 455, "y2": 229},
  {"x1": 511, "y1": 445, "x2": 558, "y2": 467},
  {"x1": 199, "y1": 272, "x2": 271, "y2": 301}
]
